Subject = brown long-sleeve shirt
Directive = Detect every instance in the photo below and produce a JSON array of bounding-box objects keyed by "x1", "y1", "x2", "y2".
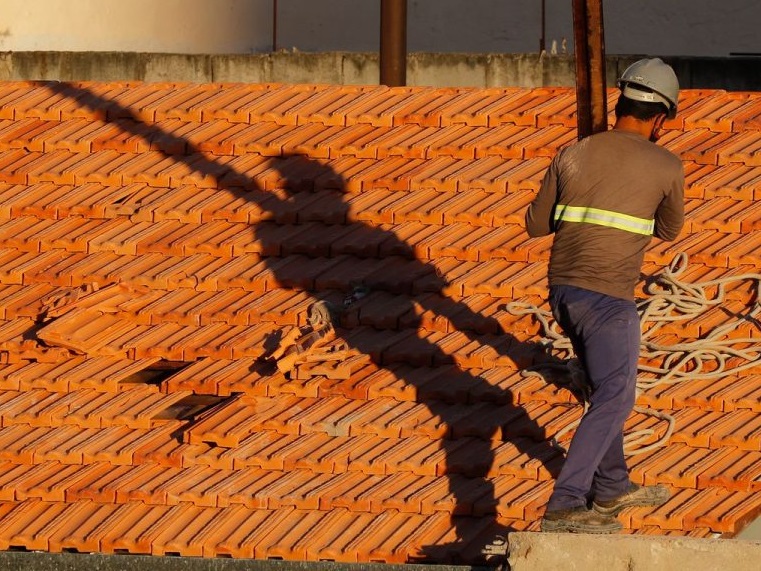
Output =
[{"x1": 525, "y1": 129, "x2": 684, "y2": 300}]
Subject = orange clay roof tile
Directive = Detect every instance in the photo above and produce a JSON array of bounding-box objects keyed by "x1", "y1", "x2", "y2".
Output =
[{"x1": 0, "y1": 80, "x2": 759, "y2": 564}]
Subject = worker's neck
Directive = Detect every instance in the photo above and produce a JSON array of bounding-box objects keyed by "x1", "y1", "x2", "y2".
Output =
[{"x1": 612, "y1": 115, "x2": 656, "y2": 139}]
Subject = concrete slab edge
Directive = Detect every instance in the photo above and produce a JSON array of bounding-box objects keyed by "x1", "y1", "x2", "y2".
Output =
[
  {"x1": 0, "y1": 551, "x2": 488, "y2": 571},
  {"x1": 508, "y1": 532, "x2": 761, "y2": 571}
]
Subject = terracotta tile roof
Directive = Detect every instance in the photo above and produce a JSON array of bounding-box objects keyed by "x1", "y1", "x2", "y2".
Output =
[{"x1": 0, "y1": 80, "x2": 759, "y2": 564}]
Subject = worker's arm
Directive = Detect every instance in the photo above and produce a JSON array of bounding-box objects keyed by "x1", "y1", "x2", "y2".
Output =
[
  {"x1": 653, "y1": 166, "x2": 685, "y2": 241},
  {"x1": 525, "y1": 156, "x2": 559, "y2": 237}
]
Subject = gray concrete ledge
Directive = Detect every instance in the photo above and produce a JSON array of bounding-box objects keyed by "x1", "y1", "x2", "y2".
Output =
[
  {"x1": 1, "y1": 51, "x2": 761, "y2": 90},
  {"x1": 0, "y1": 552, "x2": 484, "y2": 571},
  {"x1": 4, "y1": 533, "x2": 761, "y2": 571},
  {"x1": 508, "y1": 532, "x2": 761, "y2": 571}
]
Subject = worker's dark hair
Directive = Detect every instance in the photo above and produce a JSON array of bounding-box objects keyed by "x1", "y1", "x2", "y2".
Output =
[{"x1": 615, "y1": 93, "x2": 669, "y2": 120}]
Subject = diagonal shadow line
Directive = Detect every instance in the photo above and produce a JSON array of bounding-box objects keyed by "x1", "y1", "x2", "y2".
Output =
[{"x1": 43, "y1": 81, "x2": 564, "y2": 563}]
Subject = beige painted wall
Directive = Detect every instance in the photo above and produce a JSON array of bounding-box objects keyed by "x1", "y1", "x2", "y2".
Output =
[{"x1": 0, "y1": 0, "x2": 273, "y2": 54}]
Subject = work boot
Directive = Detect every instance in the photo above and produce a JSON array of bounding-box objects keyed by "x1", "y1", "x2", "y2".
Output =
[
  {"x1": 540, "y1": 506, "x2": 623, "y2": 534},
  {"x1": 592, "y1": 482, "x2": 670, "y2": 516}
]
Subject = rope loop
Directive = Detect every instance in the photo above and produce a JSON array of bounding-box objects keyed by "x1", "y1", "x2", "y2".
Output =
[{"x1": 507, "y1": 252, "x2": 761, "y2": 456}]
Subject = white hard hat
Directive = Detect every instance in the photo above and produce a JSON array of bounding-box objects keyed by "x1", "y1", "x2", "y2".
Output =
[{"x1": 617, "y1": 58, "x2": 679, "y2": 118}]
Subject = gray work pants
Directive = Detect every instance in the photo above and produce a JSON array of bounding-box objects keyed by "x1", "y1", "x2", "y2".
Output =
[{"x1": 546, "y1": 284, "x2": 640, "y2": 511}]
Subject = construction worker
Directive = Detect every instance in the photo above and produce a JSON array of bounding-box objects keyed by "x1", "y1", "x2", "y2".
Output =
[{"x1": 525, "y1": 58, "x2": 685, "y2": 533}]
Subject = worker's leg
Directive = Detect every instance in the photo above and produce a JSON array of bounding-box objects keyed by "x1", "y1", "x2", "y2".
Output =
[
  {"x1": 546, "y1": 285, "x2": 639, "y2": 511},
  {"x1": 591, "y1": 430, "x2": 630, "y2": 501}
]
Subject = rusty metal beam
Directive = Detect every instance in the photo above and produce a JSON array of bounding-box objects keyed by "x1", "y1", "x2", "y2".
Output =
[
  {"x1": 380, "y1": 0, "x2": 407, "y2": 86},
  {"x1": 572, "y1": 0, "x2": 607, "y2": 139}
]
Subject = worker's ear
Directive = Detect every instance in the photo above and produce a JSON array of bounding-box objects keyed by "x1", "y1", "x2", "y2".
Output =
[{"x1": 649, "y1": 113, "x2": 667, "y2": 142}]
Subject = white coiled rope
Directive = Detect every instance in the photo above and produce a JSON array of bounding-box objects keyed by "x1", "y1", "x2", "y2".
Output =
[{"x1": 506, "y1": 253, "x2": 761, "y2": 456}]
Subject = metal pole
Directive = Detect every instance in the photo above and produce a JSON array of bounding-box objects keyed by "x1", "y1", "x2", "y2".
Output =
[
  {"x1": 273, "y1": 0, "x2": 278, "y2": 52},
  {"x1": 572, "y1": 0, "x2": 607, "y2": 139},
  {"x1": 586, "y1": 0, "x2": 607, "y2": 135},
  {"x1": 380, "y1": 0, "x2": 407, "y2": 86},
  {"x1": 540, "y1": 0, "x2": 546, "y2": 53}
]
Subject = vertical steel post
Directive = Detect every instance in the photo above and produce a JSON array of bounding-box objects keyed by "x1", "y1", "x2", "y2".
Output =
[
  {"x1": 272, "y1": 0, "x2": 278, "y2": 52},
  {"x1": 540, "y1": 0, "x2": 546, "y2": 53},
  {"x1": 572, "y1": 0, "x2": 607, "y2": 139},
  {"x1": 380, "y1": 0, "x2": 408, "y2": 86}
]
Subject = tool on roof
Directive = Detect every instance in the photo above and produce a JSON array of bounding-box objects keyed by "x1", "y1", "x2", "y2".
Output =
[{"x1": 343, "y1": 283, "x2": 370, "y2": 308}]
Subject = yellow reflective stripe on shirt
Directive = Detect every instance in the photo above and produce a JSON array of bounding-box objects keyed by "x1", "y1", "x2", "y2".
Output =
[{"x1": 553, "y1": 204, "x2": 654, "y2": 236}]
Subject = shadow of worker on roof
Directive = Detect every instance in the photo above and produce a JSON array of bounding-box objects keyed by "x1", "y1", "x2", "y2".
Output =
[
  {"x1": 254, "y1": 155, "x2": 565, "y2": 563},
  {"x1": 43, "y1": 82, "x2": 565, "y2": 565}
]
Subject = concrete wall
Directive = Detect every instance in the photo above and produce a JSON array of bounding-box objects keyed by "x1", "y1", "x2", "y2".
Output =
[
  {"x1": 0, "y1": 1, "x2": 759, "y2": 58},
  {"x1": 3, "y1": 51, "x2": 761, "y2": 92}
]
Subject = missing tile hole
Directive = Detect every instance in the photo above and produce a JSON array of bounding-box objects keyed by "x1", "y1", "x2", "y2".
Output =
[
  {"x1": 121, "y1": 359, "x2": 191, "y2": 387},
  {"x1": 155, "y1": 394, "x2": 229, "y2": 423}
]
